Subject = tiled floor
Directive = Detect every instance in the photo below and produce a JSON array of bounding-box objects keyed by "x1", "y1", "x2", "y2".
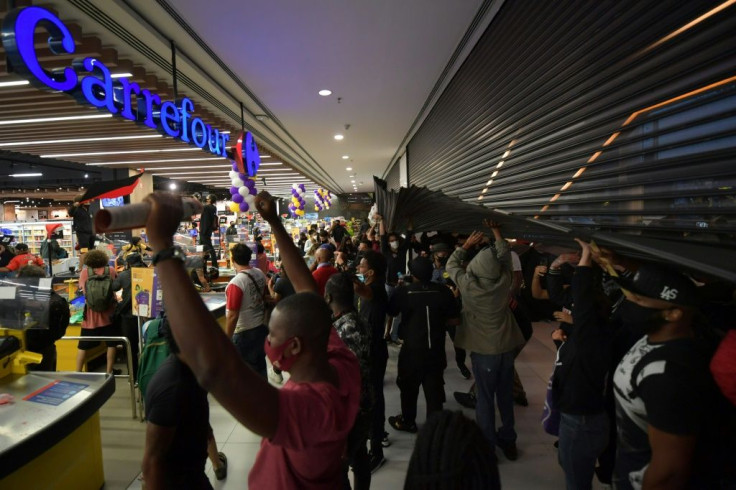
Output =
[{"x1": 96, "y1": 322, "x2": 610, "y2": 489}]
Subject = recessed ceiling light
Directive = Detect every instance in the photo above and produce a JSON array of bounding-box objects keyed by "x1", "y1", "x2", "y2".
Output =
[
  {"x1": 318, "y1": 89, "x2": 332, "y2": 96},
  {"x1": 342, "y1": 155, "x2": 349, "y2": 160},
  {"x1": 169, "y1": 183, "x2": 177, "y2": 190},
  {"x1": 346, "y1": 167, "x2": 352, "y2": 171},
  {"x1": 334, "y1": 134, "x2": 344, "y2": 141},
  {"x1": 351, "y1": 180, "x2": 355, "y2": 183}
]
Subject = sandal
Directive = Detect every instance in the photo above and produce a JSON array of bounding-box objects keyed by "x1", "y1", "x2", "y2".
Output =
[
  {"x1": 214, "y1": 452, "x2": 228, "y2": 480},
  {"x1": 388, "y1": 414, "x2": 417, "y2": 433}
]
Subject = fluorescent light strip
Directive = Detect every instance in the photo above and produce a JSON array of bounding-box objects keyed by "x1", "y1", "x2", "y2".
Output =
[
  {"x1": 259, "y1": 163, "x2": 283, "y2": 166},
  {"x1": 0, "y1": 80, "x2": 30, "y2": 88},
  {"x1": 41, "y1": 148, "x2": 204, "y2": 158},
  {"x1": 87, "y1": 157, "x2": 224, "y2": 166},
  {"x1": 0, "y1": 114, "x2": 113, "y2": 126},
  {"x1": 0, "y1": 134, "x2": 162, "y2": 147},
  {"x1": 110, "y1": 73, "x2": 133, "y2": 78},
  {"x1": 10, "y1": 173, "x2": 43, "y2": 177},
  {"x1": 144, "y1": 165, "x2": 232, "y2": 171}
]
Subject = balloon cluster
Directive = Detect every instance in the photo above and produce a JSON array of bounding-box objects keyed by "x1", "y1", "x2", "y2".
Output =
[
  {"x1": 289, "y1": 184, "x2": 307, "y2": 217},
  {"x1": 227, "y1": 161, "x2": 258, "y2": 214},
  {"x1": 314, "y1": 188, "x2": 332, "y2": 211}
]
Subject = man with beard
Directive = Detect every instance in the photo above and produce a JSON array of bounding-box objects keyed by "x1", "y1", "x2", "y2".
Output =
[{"x1": 613, "y1": 264, "x2": 721, "y2": 490}]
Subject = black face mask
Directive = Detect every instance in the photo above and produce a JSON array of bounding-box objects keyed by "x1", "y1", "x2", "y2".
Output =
[{"x1": 621, "y1": 301, "x2": 668, "y2": 336}]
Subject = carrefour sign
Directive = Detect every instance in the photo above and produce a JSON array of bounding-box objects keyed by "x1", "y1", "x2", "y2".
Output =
[{"x1": 1, "y1": 6, "x2": 229, "y2": 157}]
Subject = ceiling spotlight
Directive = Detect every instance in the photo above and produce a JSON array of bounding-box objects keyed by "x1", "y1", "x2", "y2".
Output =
[
  {"x1": 351, "y1": 180, "x2": 355, "y2": 183},
  {"x1": 318, "y1": 89, "x2": 332, "y2": 96},
  {"x1": 84, "y1": 173, "x2": 89, "y2": 178},
  {"x1": 169, "y1": 183, "x2": 177, "y2": 190},
  {"x1": 342, "y1": 155, "x2": 349, "y2": 160},
  {"x1": 334, "y1": 134, "x2": 344, "y2": 141},
  {"x1": 346, "y1": 167, "x2": 352, "y2": 171}
]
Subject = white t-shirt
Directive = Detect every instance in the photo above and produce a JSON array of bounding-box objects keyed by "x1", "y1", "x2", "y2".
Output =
[
  {"x1": 511, "y1": 250, "x2": 522, "y2": 272},
  {"x1": 226, "y1": 268, "x2": 267, "y2": 333}
]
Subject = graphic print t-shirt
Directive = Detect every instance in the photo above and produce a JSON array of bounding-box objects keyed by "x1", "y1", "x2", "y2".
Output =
[{"x1": 613, "y1": 336, "x2": 712, "y2": 490}]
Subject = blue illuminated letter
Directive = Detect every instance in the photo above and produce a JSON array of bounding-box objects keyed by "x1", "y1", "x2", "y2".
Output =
[
  {"x1": 80, "y1": 58, "x2": 117, "y2": 114},
  {"x1": 191, "y1": 118, "x2": 207, "y2": 148},
  {"x1": 179, "y1": 98, "x2": 194, "y2": 143},
  {"x1": 1, "y1": 6, "x2": 77, "y2": 92},
  {"x1": 160, "y1": 101, "x2": 180, "y2": 138},
  {"x1": 139, "y1": 90, "x2": 162, "y2": 130},
  {"x1": 114, "y1": 78, "x2": 141, "y2": 121}
]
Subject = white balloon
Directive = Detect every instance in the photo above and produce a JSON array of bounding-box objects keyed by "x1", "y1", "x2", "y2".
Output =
[
  {"x1": 228, "y1": 170, "x2": 238, "y2": 179},
  {"x1": 238, "y1": 186, "x2": 250, "y2": 197},
  {"x1": 244, "y1": 194, "x2": 256, "y2": 207},
  {"x1": 292, "y1": 184, "x2": 298, "y2": 190},
  {"x1": 232, "y1": 178, "x2": 244, "y2": 187}
]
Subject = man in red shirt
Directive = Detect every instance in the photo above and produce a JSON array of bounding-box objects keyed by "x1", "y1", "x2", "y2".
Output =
[
  {"x1": 0, "y1": 243, "x2": 44, "y2": 274},
  {"x1": 143, "y1": 191, "x2": 361, "y2": 489},
  {"x1": 311, "y1": 247, "x2": 339, "y2": 295}
]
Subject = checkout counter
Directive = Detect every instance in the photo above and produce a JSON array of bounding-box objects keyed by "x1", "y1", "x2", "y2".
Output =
[{"x1": 0, "y1": 276, "x2": 115, "y2": 489}]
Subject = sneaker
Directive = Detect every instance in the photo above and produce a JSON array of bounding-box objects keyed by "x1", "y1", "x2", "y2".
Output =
[
  {"x1": 388, "y1": 414, "x2": 418, "y2": 433},
  {"x1": 381, "y1": 431, "x2": 391, "y2": 448},
  {"x1": 369, "y1": 452, "x2": 386, "y2": 473},
  {"x1": 214, "y1": 452, "x2": 228, "y2": 480},
  {"x1": 454, "y1": 391, "x2": 477, "y2": 409},
  {"x1": 458, "y1": 363, "x2": 472, "y2": 379},
  {"x1": 514, "y1": 393, "x2": 529, "y2": 406},
  {"x1": 497, "y1": 439, "x2": 518, "y2": 461}
]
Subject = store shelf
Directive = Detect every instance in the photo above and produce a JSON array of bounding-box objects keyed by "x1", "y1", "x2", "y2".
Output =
[{"x1": 0, "y1": 220, "x2": 77, "y2": 258}]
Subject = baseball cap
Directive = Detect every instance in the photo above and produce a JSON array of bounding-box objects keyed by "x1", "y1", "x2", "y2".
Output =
[
  {"x1": 617, "y1": 264, "x2": 698, "y2": 306},
  {"x1": 431, "y1": 242, "x2": 451, "y2": 254}
]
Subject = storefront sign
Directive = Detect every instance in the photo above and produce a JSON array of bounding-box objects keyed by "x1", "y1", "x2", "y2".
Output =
[{"x1": 1, "y1": 6, "x2": 229, "y2": 157}]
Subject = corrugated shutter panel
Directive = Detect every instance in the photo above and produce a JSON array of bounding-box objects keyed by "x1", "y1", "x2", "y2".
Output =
[
  {"x1": 385, "y1": 160, "x2": 401, "y2": 191},
  {"x1": 407, "y1": 0, "x2": 736, "y2": 246}
]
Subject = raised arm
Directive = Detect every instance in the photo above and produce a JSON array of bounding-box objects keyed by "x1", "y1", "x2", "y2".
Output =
[
  {"x1": 144, "y1": 192, "x2": 279, "y2": 439},
  {"x1": 255, "y1": 192, "x2": 317, "y2": 294}
]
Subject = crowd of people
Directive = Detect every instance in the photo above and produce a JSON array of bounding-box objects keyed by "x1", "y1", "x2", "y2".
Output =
[{"x1": 2, "y1": 189, "x2": 734, "y2": 490}]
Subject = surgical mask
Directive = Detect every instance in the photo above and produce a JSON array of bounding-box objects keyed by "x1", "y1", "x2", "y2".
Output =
[
  {"x1": 389, "y1": 240, "x2": 399, "y2": 250},
  {"x1": 263, "y1": 336, "x2": 299, "y2": 372},
  {"x1": 356, "y1": 273, "x2": 366, "y2": 283}
]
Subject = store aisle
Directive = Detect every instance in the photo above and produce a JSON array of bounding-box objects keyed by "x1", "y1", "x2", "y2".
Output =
[{"x1": 96, "y1": 322, "x2": 609, "y2": 489}]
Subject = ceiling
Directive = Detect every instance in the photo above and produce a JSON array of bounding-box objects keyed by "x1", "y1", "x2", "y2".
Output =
[{"x1": 0, "y1": 0, "x2": 497, "y2": 198}]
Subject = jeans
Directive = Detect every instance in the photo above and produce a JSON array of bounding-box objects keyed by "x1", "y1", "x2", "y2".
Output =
[
  {"x1": 233, "y1": 325, "x2": 268, "y2": 378},
  {"x1": 471, "y1": 351, "x2": 516, "y2": 447},
  {"x1": 558, "y1": 412, "x2": 609, "y2": 490}
]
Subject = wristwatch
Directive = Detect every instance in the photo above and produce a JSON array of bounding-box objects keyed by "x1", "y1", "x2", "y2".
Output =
[{"x1": 152, "y1": 246, "x2": 186, "y2": 266}]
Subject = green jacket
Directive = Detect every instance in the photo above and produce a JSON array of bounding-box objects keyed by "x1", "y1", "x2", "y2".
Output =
[{"x1": 446, "y1": 242, "x2": 524, "y2": 355}]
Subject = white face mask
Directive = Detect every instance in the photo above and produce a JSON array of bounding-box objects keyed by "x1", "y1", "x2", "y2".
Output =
[{"x1": 389, "y1": 240, "x2": 399, "y2": 250}]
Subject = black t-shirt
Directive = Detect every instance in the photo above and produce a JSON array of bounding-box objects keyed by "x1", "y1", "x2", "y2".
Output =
[
  {"x1": 357, "y1": 281, "x2": 388, "y2": 359},
  {"x1": 199, "y1": 204, "x2": 217, "y2": 236},
  {"x1": 0, "y1": 248, "x2": 13, "y2": 268},
  {"x1": 145, "y1": 355, "x2": 211, "y2": 489},
  {"x1": 552, "y1": 266, "x2": 612, "y2": 414},
  {"x1": 613, "y1": 337, "x2": 716, "y2": 490},
  {"x1": 273, "y1": 277, "x2": 295, "y2": 298},
  {"x1": 387, "y1": 281, "x2": 459, "y2": 367},
  {"x1": 381, "y1": 235, "x2": 408, "y2": 285},
  {"x1": 68, "y1": 206, "x2": 93, "y2": 235}
]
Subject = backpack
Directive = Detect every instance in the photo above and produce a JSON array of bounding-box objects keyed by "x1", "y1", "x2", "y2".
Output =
[
  {"x1": 40, "y1": 239, "x2": 50, "y2": 259},
  {"x1": 85, "y1": 266, "x2": 116, "y2": 312},
  {"x1": 137, "y1": 314, "x2": 171, "y2": 398}
]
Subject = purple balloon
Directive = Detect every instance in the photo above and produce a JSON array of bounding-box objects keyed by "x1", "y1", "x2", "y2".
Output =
[
  {"x1": 239, "y1": 201, "x2": 249, "y2": 212},
  {"x1": 232, "y1": 194, "x2": 244, "y2": 203},
  {"x1": 291, "y1": 189, "x2": 298, "y2": 196},
  {"x1": 244, "y1": 179, "x2": 256, "y2": 188},
  {"x1": 230, "y1": 186, "x2": 239, "y2": 195},
  {"x1": 231, "y1": 161, "x2": 238, "y2": 171},
  {"x1": 249, "y1": 187, "x2": 258, "y2": 196},
  {"x1": 298, "y1": 184, "x2": 306, "y2": 192},
  {"x1": 237, "y1": 172, "x2": 247, "y2": 181}
]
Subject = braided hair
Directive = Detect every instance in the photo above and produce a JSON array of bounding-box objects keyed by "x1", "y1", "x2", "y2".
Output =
[{"x1": 404, "y1": 410, "x2": 500, "y2": 490}]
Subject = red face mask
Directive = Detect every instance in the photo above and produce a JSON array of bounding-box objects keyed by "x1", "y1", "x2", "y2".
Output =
[{"x1": 264, "y1": 336, "x2": 299, "y2": 372}]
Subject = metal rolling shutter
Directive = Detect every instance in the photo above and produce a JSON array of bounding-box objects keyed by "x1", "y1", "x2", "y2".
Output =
[
  {"x1": 406, "y1": 0, "x2": 736, "y2": 249},
  {"x1": 385, "y1": 160, "x2": 401, "y2": 191}
]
